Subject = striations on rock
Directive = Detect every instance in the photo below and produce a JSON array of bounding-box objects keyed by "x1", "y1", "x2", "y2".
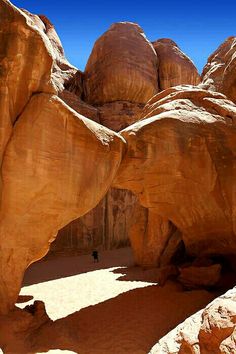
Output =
[
  {"x1": 53, "y1": 188, "x2": 138, "y2": 253},
  {"x1": 84, "y1": 22, "x2": 159, "y2": 105},
  {"x1": 152, "y1": 38, "x2": 200, "y2": 90}
]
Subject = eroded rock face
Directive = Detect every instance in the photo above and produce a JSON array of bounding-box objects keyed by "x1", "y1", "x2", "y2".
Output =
[
  {"x1": 84, "y1": 22, "x2": 159, "y2": 105},
  {"x1": 152, "y1": 39, "x2": 200, "y2": 90},
  {"x1": 149, "y1": 286, "x2": 236, "y2": 354},
  {"x1": 201, "y1": 36, "x2": 236, "y2": 104},
  {"x1": 113, "y1": 85, "x2": 236, "y2": 267}
]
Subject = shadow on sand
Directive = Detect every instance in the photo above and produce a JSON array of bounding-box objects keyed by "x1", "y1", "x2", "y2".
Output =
[{"x1": 23, "y1": 248, "x2": 134, "y2": 286}]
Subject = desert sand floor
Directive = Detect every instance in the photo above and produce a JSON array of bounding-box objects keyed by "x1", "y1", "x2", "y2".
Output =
[{"x1": 17, "y1": 247, "x2": 215, "y2": 354}]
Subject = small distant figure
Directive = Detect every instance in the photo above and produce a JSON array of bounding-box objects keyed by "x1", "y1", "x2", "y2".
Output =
[{"x1": 92, "y1": 250, "x2": 99, "y2": 263}]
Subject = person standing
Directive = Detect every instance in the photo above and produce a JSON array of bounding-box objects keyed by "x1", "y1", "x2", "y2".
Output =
[{"x1": 92, "y1": 250, "x2": 99, "y2": 263}]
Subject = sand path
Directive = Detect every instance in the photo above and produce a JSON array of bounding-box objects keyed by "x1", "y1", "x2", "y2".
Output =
[{"x1": 17, "y1": 247, "x2": 214, "y2": 353}]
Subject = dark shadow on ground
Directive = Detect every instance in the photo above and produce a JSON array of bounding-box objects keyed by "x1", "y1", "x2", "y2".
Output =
[
  {"x1": 26, "y1": 281, "x2": 215, "y2": 354},
  {"x1": 112, "y1": 265, "x2": 167, "y2": 283},
  {"x1": 23, "y1": 247, "x2": 134, "y2": 286},
  {"x1": 16, "y1": 295, "x2": 34, "y2": 303}
]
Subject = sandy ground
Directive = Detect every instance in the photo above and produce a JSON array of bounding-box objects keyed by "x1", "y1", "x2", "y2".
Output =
[{"x1": 17, "y1": 247, "x2": 215, "y2": 354}]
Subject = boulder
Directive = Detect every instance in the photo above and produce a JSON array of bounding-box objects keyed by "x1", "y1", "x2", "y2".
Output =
[
  {"x1": 84, "y1": 22, "x2": 158, "y2": 104},
  {"x1": 178, "y1": 264, "x2": 222, "y2": 289},
  {"x1": 201, "y1": 36, "x2": 236, "y2": 104},
  {"x1": 152, "y1": 38, "x2": 200, "y2": 90},
  {"x1": 113, "y1": 85, "x2": 236, "y2": 267}
]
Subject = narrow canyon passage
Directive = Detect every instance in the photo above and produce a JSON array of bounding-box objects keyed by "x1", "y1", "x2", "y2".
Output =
[{"x1": 17, "y1": 248, "x2": 214, "y2": 354}]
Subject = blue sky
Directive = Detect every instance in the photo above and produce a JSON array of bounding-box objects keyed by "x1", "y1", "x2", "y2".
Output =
[{"x1": 13, "y1": 0, "x2": 236, "y2": 74}]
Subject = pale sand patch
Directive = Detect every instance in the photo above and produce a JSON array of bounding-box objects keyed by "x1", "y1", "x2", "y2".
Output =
[{"x1": 19, "y1": 266, "x2": 156, "y2": 320}]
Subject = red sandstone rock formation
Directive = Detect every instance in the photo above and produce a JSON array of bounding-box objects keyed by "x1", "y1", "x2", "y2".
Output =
[
  {"x1": 12, "y1": 15, "x2": 202, "y2": 257},
  {"x1": 150, "y1": 286, "x2": 236, "y2": 353},
  {"x1": 2, "y1": 0, "x2": 236, "y2": 318},
  {"x1": 201, "y1": 36, "x2": 236, "y2": 104},
  {"x1": 113, "y1": 85, "x2": 236, "y2": 268},
  {"x1": 0, "y1": 0, "x2": 125, "y2": 314},
  {"x1": 152, "y1": 38, "x2": 200, "y2": 90}
]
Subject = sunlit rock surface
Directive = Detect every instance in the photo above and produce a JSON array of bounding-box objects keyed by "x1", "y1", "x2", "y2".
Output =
[
  {"x1": 201, "y1": 36, "x2": 236, "y2": 104},
  {"x1": 0, "y1": 0, "x2": 55, "y2": 165}
]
